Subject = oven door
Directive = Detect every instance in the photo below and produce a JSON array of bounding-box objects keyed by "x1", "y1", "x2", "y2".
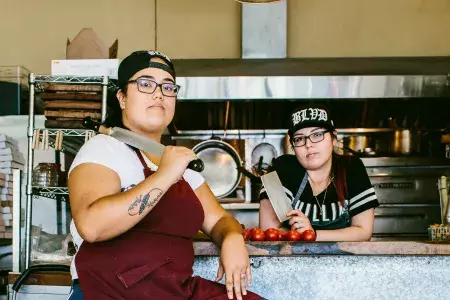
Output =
[{"x1": 373, "y1": 204, "x2": 441, "y2": 240}]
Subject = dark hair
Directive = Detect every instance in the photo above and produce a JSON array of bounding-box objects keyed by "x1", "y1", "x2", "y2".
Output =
[
  {"x1": 330, "y1": 132, "x2": 350, "y2": 205},
  {"x1": 331, "y1": 153, "x2": 350, "y2": 205},
  {"x1": 103, "y1": 85, "x2": 126, "y2": 128}
]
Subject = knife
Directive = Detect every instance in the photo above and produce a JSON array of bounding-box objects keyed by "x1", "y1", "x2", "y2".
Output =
[
  {"x1": 82, "y1": 117, "x2": 204, "y2": 172},
  {"x1": 260, "y1": 171, "x2": 293, "y2": 223}
]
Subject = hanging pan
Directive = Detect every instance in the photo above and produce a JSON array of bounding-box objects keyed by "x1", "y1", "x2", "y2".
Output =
[{"x1": 192, "y1": 102, "x2": 242, "y2": 199}]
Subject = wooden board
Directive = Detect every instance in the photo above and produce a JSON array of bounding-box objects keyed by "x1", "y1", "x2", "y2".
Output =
[
  {"x1": 45, "y1": 110, "x2": 101, "y2": 119},
  {"x1": 44, "y1": 100, "x2": 101, "y2": 110},
  {"x1": 45, "y1": 119, "x2": 93, "y2": 129},
  {"x1": 42, "y1": 83, "x2": 102, "y2": 92},
  {"x1": 8, "y1": 272, "x2": 72, "y2": 286},
  {"x1": 40, "y1": 92, "x2": 102, "y2": 101},
  {"x1": 44, "y1": 120, "x2": 91, "y2": 129}
]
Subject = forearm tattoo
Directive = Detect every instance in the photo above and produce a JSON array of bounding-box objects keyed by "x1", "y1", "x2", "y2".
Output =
[{"x1": 128, "y1": 188, "x2": 163, "y2": 216}]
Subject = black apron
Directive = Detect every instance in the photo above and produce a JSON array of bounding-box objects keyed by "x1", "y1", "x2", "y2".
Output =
[{"x1": 289, "y1": 173, "x2": 351, "y2": 230}]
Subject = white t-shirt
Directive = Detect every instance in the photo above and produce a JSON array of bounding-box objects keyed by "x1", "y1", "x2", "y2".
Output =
[{"x1": 68, "y1": 134, "x2": 205, "y2": 279}]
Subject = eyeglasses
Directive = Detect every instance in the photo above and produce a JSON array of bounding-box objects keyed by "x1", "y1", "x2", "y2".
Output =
[
  {"x1": 291, "y1": 130, "x2": 330, "y2": 147},
  {"x1": 127, "y1": 77, "x2": 180, "y2": 97}
]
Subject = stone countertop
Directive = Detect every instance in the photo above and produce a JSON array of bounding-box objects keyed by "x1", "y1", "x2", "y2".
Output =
[{"x1": 193, "y1": 241, "x2": 450, "y2": 256}]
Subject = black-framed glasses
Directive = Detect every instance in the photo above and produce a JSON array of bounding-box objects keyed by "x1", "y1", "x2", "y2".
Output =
[
  {"x1": 128, "y1": 77, "x2": 180, "y2": 97},
  {"x1": 291, "y1": 130, "x2": 330, "y2": 147}
]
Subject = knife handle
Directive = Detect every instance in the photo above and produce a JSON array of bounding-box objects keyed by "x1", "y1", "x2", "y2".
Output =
[
  {"x1": 82, "y1": 117, "x2": 100, "y2": 132},
  {"x1": 188, "y1": 159, "x2": 204, "y2": 172}
]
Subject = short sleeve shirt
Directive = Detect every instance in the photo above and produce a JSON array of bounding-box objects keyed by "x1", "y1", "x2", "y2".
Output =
[{"x1": 259, "y1": 154, "x2": 379, "y2": 226}]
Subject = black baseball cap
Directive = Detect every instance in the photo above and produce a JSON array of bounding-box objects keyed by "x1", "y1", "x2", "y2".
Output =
[
  {"x1": 287, "y1": 105, "x2": 336, "y2": 138},
  {"x1": 118, "y1": 50, "x2": 176, "y2": 90}
]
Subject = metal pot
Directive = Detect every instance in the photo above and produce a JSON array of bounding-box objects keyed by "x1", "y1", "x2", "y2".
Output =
[
  {"x1": 283, "y1": 133, "x2": 294, "y2": 155},
  {"x1": 192, "y1": 139, "x2": 242, "y2": 198},
  {"x1": 345, "y1": 136, "x2": 372, "y2": 153},
  {"x1": 392, "y1": 128, "x2": 422, "y2": 155}
]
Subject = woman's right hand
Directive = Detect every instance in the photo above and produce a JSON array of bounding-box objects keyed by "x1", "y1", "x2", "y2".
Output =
[
  {"x1": 157, "y1": 146, "x2": 198, "y2": 182},
  {"x1": 286, "y1": 209, "x2": 313, "y2": 234}
]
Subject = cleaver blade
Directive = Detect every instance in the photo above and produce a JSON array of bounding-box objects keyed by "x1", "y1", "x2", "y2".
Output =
[
  {"x1": 82, "y1": 117, "x2": 204, "y2": 172},
  {"x1": 261, "y1": 171, "x2": 293, "y2": 223}
]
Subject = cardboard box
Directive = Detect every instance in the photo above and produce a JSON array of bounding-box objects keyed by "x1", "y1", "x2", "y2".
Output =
[
  {"x1": 51, "y1": 59, "x2": 121, "y2": 79},
  {"x1": 66, "y1": 28, "x2": 118, "y2": 59}
]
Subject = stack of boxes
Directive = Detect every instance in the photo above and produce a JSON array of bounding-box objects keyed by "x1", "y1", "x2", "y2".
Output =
[{"x1": 0, "y1": 134, "x2": 24, "y2": 238}]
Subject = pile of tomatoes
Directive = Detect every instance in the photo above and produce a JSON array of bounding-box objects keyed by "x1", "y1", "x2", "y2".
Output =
[{"x1": 243, "y1": 227, "x2": 316, "y2": 242}]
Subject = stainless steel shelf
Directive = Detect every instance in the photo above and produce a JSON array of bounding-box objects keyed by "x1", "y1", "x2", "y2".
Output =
[
  {"x1": 34, "y1": 75, "x2": 105, "y2": 84},
  {"x1": 32, "y1": 187, "x2": 68, "y2": 195},
  {"x1": 36, "y1": 128, "x2": 95, "y2": 137},
  {"x1": 32, "y1": 74, "x2": 117, "y2": 89},
  {"x1": 172, "y1": 128, "x2": 397, "y2": 140},
  {"x1": 32, "y1": 187, "x2": 69, "y2": 202}
]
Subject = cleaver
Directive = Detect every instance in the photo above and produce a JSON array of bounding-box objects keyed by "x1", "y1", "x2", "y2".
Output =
[
  {"x1": 82, "y1": 117, "x2": 204, "y2": 172},
  {"x1": 260, "y1": 171, "x2": 293, "y2": 223}
]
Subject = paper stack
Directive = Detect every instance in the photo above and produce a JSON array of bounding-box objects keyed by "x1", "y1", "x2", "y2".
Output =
[{"x1": 0, "y1": 134, "x2": 25, "y2": 239}]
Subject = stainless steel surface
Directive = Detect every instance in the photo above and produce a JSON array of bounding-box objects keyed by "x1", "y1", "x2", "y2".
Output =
[
  {"x1": 368, "y1": 163, "x2": 450, "y2": 237},
  {"x1": 12, "y1": 169, "x2": 21, "y2": 273},
  {"x1": 373, "y1": 205, "x2": 440, "y2": 236},
  {"x1": 242, "y1": 1, "x2": 286, "y2": 59},
  {"x1": 101, "y1": 75, "x2": 108, "y2": 122},
  {"x1": 8, "y1": 284, "x2": 70, "y2": 300},
  {"x1": 176, "y1": 75, "x2": 448, "y2": 100},
  {"x1": 237, "y1": 0, "x2": 284, "y2": 3},
  {"x1": 362, "y1": 157, "x2": 450, "y2": 167},
  {"x1": 172, "y1": 128, "x2": 396, "y2": 140},
  {"x1": 172, "y1": 57, "x2": 450, "y2": 77},
  {"x1": 110, "y1": 127, "x2": 165, "y2": 156},
  {"x1": 192, "y1": 140, "x2": 242, "y2": 198},
  {"x1": 25, "y1": 74, "x2": 35, "y2": 270}
]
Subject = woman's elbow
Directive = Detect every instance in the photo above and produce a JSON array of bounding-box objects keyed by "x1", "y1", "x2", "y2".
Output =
[
  {"x1": 358, "y1": 227, "x2": 373, "y2": 241},
  {"x1": 76, "y1": 218, "x2": 100, "y2": 243}
]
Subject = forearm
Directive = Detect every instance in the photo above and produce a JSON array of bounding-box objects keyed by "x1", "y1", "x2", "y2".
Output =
[
  {"x1": 316, "y1": 225, "x2": 372, "y2": 242},
  {"x1": 77, "y1": 171, "x2": 173, "y2": 242},
  {"x1": 210, "y1": 215, "x2": 244, "y2": 247}
]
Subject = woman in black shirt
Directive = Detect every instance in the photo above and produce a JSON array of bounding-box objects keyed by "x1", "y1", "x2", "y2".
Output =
[{"x1": 259, "y1": 105, "x2": 379, "y2": 241}]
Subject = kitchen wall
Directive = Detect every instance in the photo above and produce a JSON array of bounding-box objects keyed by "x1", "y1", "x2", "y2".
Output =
[{"x1": 0, "y1": 0, "x2": 449, "y2": 74}]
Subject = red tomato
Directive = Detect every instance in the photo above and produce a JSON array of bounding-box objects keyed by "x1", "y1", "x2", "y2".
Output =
[
  {"x1": 250, "y1": 227, "x2": 262, "y2": 236},
  {"x1": 264, "y1": 228, "x2": 280, "y2": 241},
  {"x1": 250, "y1": 228, "x2": 266, "y2": 241},
  {"x1": 287, "y1": 230, "x2": 302, "y2": 241},
  {"x1": 243, "y1": 229, "x2": 251, "y2": 241},
  {"x1": 301, "y1": 229, "x2": 316, "y2": 242},
  {"x1": 279, "y1": 231, "x2": 289, "y2": 241}
]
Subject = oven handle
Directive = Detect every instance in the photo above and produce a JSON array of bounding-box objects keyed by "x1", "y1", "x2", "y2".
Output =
[{"x1": 375, "y1": 213, "x2": 427, "y2": 219}]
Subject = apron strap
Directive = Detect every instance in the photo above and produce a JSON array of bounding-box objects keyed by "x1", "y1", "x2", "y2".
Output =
[
  {"x1": 292, "y1": 172, "x2": 308, "y2": 209},
  {"x1": 128, "y1": 145, "x2": 153, "y2": 178}
]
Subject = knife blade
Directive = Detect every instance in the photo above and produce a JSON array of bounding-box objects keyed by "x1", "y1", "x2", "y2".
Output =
[
  {"x1": 82, "y1": 117, "x2": 204, "y2": 172},
  {"x1": 260, "y1": 171, "x2": 293, "y2": 223}
]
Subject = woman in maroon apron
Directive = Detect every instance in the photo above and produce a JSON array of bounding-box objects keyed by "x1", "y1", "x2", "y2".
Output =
[{"x1": 68, "y1": 50, "x2": 264, "y2": 300}]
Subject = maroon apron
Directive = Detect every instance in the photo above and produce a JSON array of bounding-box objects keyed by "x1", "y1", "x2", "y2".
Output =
[{"x1": 75, "y1": 149, "x2": 263, "y2": 300}]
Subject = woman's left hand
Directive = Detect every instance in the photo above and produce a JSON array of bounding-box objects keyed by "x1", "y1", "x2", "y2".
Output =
[
  {"x1": 287, "y1": 209, "x2": 312, "y2": 234},
  {"x1": 216, "y1": 233, "x2": 252, "y2": 300}
]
